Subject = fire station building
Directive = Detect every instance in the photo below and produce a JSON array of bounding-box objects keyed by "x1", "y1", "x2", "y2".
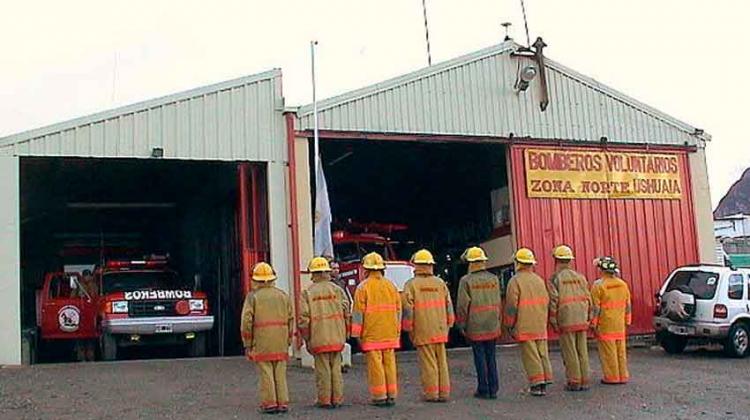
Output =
[{"x1": 0, "y1": 41, "x2": 714, "y2": 365}]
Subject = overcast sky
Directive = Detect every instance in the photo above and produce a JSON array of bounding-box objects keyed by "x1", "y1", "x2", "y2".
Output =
[{"x1": 1, "y1": 0, "x2": 748, "y2": 206}]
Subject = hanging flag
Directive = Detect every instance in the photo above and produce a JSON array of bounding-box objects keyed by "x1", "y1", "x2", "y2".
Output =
[{"x1": 314, "y1": 158, "x2": 334, "y2": 258}]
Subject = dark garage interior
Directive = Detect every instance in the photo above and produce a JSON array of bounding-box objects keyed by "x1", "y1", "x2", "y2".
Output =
[{"x1": 20, "y1": 157, "x2": 252, "y2": 362}]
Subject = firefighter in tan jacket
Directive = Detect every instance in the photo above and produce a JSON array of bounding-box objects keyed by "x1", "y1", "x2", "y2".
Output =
[
  {"x1": 240, "y1": 262, "x2": 294, "y2": 414},
  {"x1": 503, "y1": 248, "x2": 552, "y2": 396},
  {"x1": 351, "y1": 252, "x2": 402, "y2": 407},
  {"x1": 456, "y1": 246, "x2": 502, "y2": 399},
  {"x1": 548, "y1": 245, "x2": 592, "y2": 391},
  {"x1": 298, "y1": 257, "x2": 351, "y2": 409},
  {"x1": 401, "y1": 249, "x2": 455, "y2": 402}
]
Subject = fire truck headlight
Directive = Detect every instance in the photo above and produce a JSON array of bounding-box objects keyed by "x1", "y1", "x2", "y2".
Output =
[
  {"x1": 189, "y1": 299, "x2": 204, "y2": 311},
  {"x1": 112, "y1": 301, "x2": 128, "y2": 314}
]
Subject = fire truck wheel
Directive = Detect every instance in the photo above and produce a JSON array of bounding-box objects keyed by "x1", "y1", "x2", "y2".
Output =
[
  {"x1": 188, "y1": 333, "x2": 207, "y2": 358},
  {"x1": 101, "y1": 333, "x2": 118, "y2": 361}
]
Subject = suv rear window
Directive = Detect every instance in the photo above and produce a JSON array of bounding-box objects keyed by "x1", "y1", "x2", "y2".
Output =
[{"x1": 665, "y1": 270, "x2": 719, "y2": 300}]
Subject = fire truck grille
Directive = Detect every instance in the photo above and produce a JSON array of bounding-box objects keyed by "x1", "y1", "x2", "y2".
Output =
[{"x1": 129, "y1": 300, "x2": 177, "y2": 317}]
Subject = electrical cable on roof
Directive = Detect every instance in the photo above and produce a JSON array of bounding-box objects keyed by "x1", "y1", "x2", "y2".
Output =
[{"x1": 519, "y1": 0, "x2": 531, "y2": 47}]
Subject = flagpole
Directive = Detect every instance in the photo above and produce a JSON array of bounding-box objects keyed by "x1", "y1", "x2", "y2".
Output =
[{"x1": 311, "y1": 40, "x2": 320, "y2": 177}]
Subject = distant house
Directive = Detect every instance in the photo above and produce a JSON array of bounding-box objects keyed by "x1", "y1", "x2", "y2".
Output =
[{"x1": 714, "y1": 213, "x2": 750, "y2": 238}]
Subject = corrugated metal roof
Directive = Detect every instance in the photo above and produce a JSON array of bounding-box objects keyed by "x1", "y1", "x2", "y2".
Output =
[
  {"x1": 0, "y1": 69, "x2": 287, "y2": 161},
  {"x1": 298, "y1": 42, "x2": 709, "y2": 146}
]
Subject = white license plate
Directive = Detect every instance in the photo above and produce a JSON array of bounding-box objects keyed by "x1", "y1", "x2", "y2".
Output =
[
  {"x1": 155, "y1": 324, "x2": 173, "y2": 334},
  {"x1": 668, "y1": 325, "x2": 694, "y2": 336}
]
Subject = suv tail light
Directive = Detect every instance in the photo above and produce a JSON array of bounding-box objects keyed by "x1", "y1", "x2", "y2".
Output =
[
  {"x1": 713, "y1": 304, "x2": 728, "y2": 319},
  {"x1": 175, "y1": 300, "x2": 190, "y2": 316}
]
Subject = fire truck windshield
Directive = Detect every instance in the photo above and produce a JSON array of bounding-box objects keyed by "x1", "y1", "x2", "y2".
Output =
[
  {"x1": 334, "y1": 242, "x2": 388, "y2": 262},
  {"x1": 102, "y1": 271, "x2": 184, "y2": 294}
]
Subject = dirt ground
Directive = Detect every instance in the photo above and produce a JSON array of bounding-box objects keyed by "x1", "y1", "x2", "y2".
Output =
[{"x1": 1, "y1": 345, "x2": 748, "y2": 420}]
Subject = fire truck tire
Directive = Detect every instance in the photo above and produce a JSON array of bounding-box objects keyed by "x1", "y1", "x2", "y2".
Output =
[
  {"x1": 188, "y1": 333, "x2": 207, "y2": 358},
  {"x1": 101, "y1": 333, "x2": 118, "y2": 361}
]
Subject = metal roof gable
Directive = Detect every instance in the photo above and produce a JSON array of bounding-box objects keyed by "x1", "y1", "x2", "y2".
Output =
[{"x1": 297, "y1": 42, "x2": 710, "y2": 146}]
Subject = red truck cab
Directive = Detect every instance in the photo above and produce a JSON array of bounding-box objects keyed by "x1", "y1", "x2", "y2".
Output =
[{"x1": 36, "y1": 256, "x2": 214, "y2": 361}]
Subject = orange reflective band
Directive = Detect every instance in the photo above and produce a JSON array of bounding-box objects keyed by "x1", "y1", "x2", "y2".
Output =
[
  {"x1": 424, "y1": 385, "x2": 450, "y2": 394},
  {"x1": 559, "y1": 323, "x2": 589, "y2": 333},
  {"x1": 528, "y1": 373, "x2": 546, "y2": 384},
  {"x1": 597, "y1": 332, "x2": 626, "y2": 341},
  {"x1": 241, "y1": 332, "x2": 252, "y2": 339},
  {"x1": 600, "y1": 300, "x2": 628, "y2": 309},
  {"x1": 446, "y1": 314, "x2": 456, "y2": 324},
  {"x1": 369, "y1": 385, "x2": 387, "y2": 395},
  {"x1": 589, "y1": 317, "x2": 599, "y2": 326},
  {"x1": 311, "y1": 313, "x2": 345, "y2": 322},
  {"x1": 310, "y1": 344, "x2": 345, "y2": 354},
  {"x1": 386, "y1": 383, "x2": 398, "y2": 392},
  {"x1": 254, "y1": 320, "x2": 288, "y2": 328},
  {"x1": 515, "y1": 332, "x2": 547, "y2": 341},
  {"x1": 401, "y1": 320, "x2": 414, "y2": 331},
  {"x1": 248, "y1": 352, "x2": 289, "y2": 362},
  {"x1": 423, "y1": 334, "x2": 449, "y2": 344},
  {"x1": 601, "y1": 375, "x2": 621, "y2": 384},
  {"x1": 518, "y1": 297, "x2": 549, "y2": 307},
  {"x1": 559, "y1": 295, "x2": 589, "y2": 306},
  {"x1": 466, "y1": 331, "x2": 501, "y2": 341},
  {"x1": 361, "y1": 339, "x2": 401, "y2": 351},
  {"x1": 414, "y1": 299, "x2": 446, "y2": 310},
  {"x1": 470, "y1": 304, "x2": 500, "y2": 313},
  {"x1": 503, "y1": 316, "x2": 517, "y2": 327},
  {"x1": 350, "y1": 324, "x2": 362, "y2": 335},
  {"x1": 259, "y1": 401, "x2": 278, "y2": 409},
  {"x1": 365, "y1": 304, "x2": 399, "y2": 313}
]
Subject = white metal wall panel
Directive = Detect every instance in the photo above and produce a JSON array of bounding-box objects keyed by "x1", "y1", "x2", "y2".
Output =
[
  {"x1": 298, "y1": 43, "x2": 707, "y2": 146},
  {"x1": 267, "y1": 161, "x2": 291, "y2": 295},
  {"x1": 0, "y1": 70, "x2": 287, "y2": 162},
  {"x1": 0, "y1": 157, "x2": 20, "y2": 365}
]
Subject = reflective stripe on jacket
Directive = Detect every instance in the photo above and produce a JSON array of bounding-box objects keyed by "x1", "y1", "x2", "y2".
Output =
[
  {"x1": 549, "y1": 268, "x2": 591, "y2": 333},
  {"x1": 590, "y1": 275, "x2": 631, "y2": 341},
  {"x1": 401, "y1": 274, "x2": 455, "y2": 346},
  {"x1": 351, "y1": 272, "x2": 402, "y2": 351},
  {"x1": 504, "y1": 271, "x2": 549, "y2": 342},
  {"x1": 455, "y1": 270, "x2": 502, "y2": 341},
  {"x1": 299, "y1": 280, "x2": 351, "y2": 354},
  {"x1": 240, "y1": 284, "x2": 294, "y2": 362}
]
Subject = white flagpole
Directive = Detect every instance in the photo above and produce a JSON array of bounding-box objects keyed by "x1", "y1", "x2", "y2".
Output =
[{"x1": 311, "y1": 40, "x2": 320, "y2": 177}]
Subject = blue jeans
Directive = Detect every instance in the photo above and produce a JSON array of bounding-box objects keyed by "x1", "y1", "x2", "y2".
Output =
[{"x1": 471, "y1": 340, "x2": 499, "y2": 396}]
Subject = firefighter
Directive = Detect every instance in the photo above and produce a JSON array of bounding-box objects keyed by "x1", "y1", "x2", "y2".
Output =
[
  {"x1": 503, "y1": 248, "x2": 552, "y2": 397},
  {"x1": 456, "y1": 246, "x2": 502, "y2": 400},
  {"x1": 240, "y1": 262, "x2": 294, "y2": 414},
  {"x1": 298, "y1": 257, "x2": 350, "y2": 409},
  {"x1": 590, "y1": 256, "x2": 632, "y2": 385},
  {"x1": 402, "y1": 249, "x2": 455, "y2": 402},
  {"x1": 351, "y1": 252, "x2": 402, "y2": 407},
  {"x1": 548, "y1": 245, "x2": 592, "y2": 391}
]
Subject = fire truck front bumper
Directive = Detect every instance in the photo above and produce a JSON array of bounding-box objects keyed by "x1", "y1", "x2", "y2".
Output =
[{"x1": 102, "y1": 316, "x2": 214, "y2": 335}]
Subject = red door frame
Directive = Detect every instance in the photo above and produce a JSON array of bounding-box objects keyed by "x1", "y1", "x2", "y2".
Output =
[{"x1": 238, "y1": 163, "x2": 270, "y2": 296}]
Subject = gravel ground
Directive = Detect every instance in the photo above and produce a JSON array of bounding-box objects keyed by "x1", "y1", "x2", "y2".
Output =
[{"x1": 1, "y1": 345, "x2": 749, "y2": 420}]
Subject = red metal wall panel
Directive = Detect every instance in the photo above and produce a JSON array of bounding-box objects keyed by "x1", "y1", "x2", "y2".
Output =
[{"x1": 510, "y1": 144, "x2": 699, "y2": 334}]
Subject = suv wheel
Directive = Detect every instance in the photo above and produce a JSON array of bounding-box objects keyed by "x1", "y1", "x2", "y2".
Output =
[
  {"x1": 101, "y1": 333, "x2": 118, "y2": 361},
  {"x1": 658, "y1": 332, "x2": 688, "y2": 354},
  {"x1": 724, "y1": 323, "x2": 749, "y2": 358}
]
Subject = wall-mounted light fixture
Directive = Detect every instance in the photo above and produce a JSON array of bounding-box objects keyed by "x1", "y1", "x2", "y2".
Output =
[{"x1": 515, "y1": 65, "x2": 537, "y2": 92}]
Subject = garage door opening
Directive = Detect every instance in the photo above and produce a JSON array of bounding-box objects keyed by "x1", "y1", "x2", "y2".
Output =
[
  {"x1": 21, "y1": 158, "x2": 266, "y2": 363},
  {"x1": 319, "y1": 139, "x2": 514, "y2": 322}
]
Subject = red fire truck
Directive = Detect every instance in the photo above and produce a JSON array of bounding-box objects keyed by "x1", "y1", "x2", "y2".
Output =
[
  {"x1": 36, "y1": 256, "x2": 213, "y2": 361},
  {"x1": 332, "y1": 225, "x2": 415, "y2": 301}
]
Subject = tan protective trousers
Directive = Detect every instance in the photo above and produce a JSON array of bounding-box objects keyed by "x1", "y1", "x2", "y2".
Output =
[
  {"x1": 314, "y1": 352, "x2": 344, "y2": 405},
  {"x1": 417, "y1": 343, "x2": 450, "y2": 400},
  {"x1": 256, "y1": 361, "x2": 289, "y2": 409},
  {"x1": 597, "y1": 339, "x2": 629, "y2": 384},
  {"x1": 365, "y1": 349, "x2": 398, "y2": 400},
  {"x1": 520, "y1": 340, "x2": 553, "y2": 386},
  {"x1": 559, "y1": 331, "x2": 590, "y2": 386}
]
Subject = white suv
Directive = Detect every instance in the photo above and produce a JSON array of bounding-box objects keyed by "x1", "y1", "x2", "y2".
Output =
[{"x1": 653, "y1": 265, "x2": 750, "y2": 357}]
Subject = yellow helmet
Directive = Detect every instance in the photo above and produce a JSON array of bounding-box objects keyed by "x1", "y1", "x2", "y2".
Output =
[
  {"x1": 552, "y1": 245, "x2": 574, "y2": 261},
  {"x1": 462, "y1": 246, "x2": 488, "y2": 262},
  {"x1": 252, "y1": 262, "x2": 277, "y2": 282},
  {"x1": 362, "y1": 252, "x2": 386, "y2": 270},
  {"x1": 308, "y1": 256, "x2": 332, "y2": 273},
  {"x1": 411, "y1": 249, "x2": 436, "y2": 265},
  {"x1": 514, "y1": 248, "x2": 537, "y2": 265}
]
